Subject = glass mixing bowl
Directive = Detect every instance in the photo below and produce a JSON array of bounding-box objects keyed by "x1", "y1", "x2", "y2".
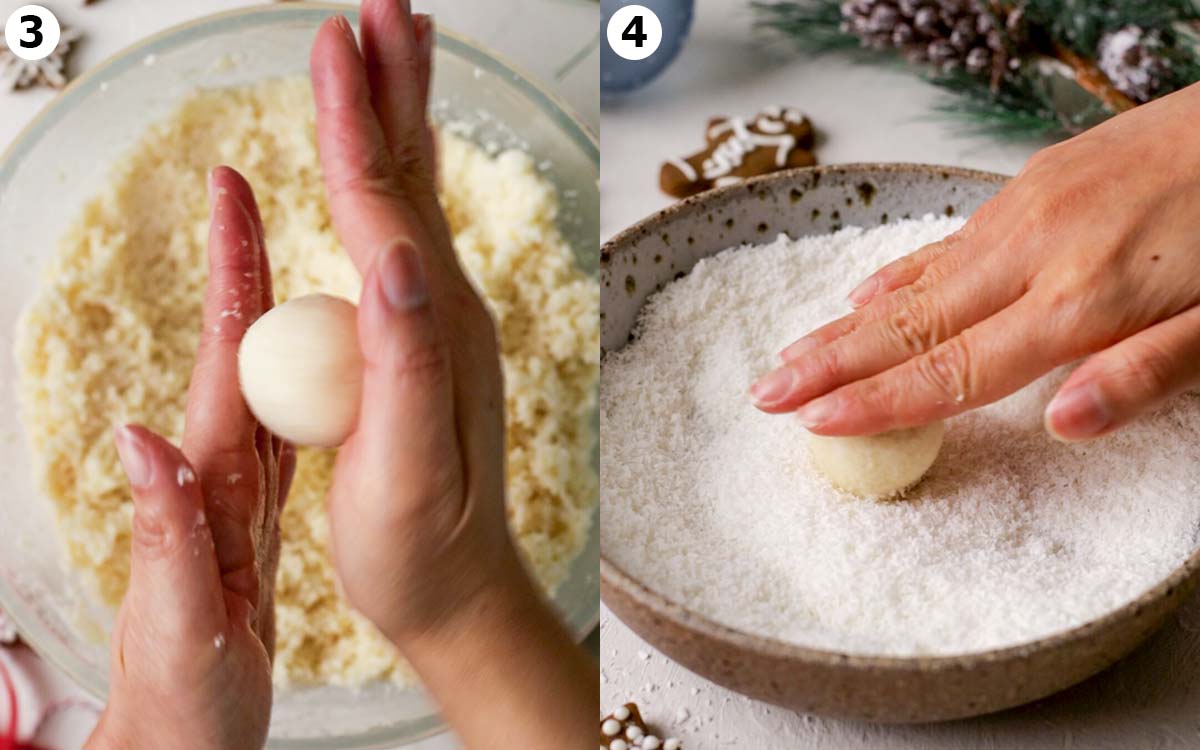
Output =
[{"x1": 0, "y1": 4, "x2": 599, "y2": 748}]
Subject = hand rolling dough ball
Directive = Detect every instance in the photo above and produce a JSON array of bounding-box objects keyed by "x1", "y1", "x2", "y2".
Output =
[
  {"x1": 808, "y1": 421, "x2": 945, "y2": 499},
  {"x1": 238, "y1": 294, "x2": 363, "y2": 447}
]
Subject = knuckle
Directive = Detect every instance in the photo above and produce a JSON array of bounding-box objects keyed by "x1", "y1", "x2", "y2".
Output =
[
  {"x1": 1022, "y1": 195, "x2": 1060, "y2": 231},
  {"x1": 208, "y1": 249, "x2": 257, "y2": 281},
  {"x1": 811, "y1": 345, "x2": 843, "y2": 383},
  {"x1": 131, "y1": 510, "x2": 179, "y2": 560},
  {"x1": 1037, "y1": 270, "x2": 1106, "y2": 354},
  {"x1": 797, "y1": 346, "x2": 843, "y2": 391},
  {"x1": 882, "y1": 296, "x2": 947, "y2": 357},
  {"x1": 390, "y1": 131, "x2": 435, "y2": 173},
  {"x1": 824, "y1": 316, "x2": 859, "y2": 343},
  {"x1": 823, "y1": 303, "x2": 878, "y2": 341},
  {"x1": 1023, "y1": 145, "x2": 1055, "y2": 172},
  {"x1": 327, "y1": 140, "x2": 400, "y2": 202},
  {"x1": 1117, "y1": 338, "x2": 1176, "y2": 397},
  {"x1": 855, "y1": 376, "x2": 901, "y2": 421},
  {"x1": 382, "y1": 337, "x2": 451, "y2": 383},
  {"x1": 1023, "y1": 182, "x2": 1093, "y2": 235},
  {"x1": 914, "y1": 336, "x2": 974, "y2": 404},
  {"x1": 917, "y1": 237, "x2": 951, "y2": 264},
  {"x1": 1023, "y1": 142, "x2": 1073, "y2": 174},
  {"x1": 367, "y1": 53, "x2": 420, "y2": 80},
  {"x1": 910, "y1": 262, "x2": 951, "y2": 295},
  {"x1": 330, "y1": 169, "x2": 401, "y2": 204}
]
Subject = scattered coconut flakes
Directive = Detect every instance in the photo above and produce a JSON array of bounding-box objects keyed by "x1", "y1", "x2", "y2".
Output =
[{"x1": 601, "y1": 215, "x2": 1200, "y2": 657}]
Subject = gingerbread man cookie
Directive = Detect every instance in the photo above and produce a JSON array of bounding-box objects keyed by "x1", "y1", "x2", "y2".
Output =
[{"x1": 659, "y1": 106, "x2": 816, "y2": 198}]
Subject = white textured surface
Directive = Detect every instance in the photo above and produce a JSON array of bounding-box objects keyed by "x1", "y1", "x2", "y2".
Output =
[
  {"x1": 600, "y1": 598, "x2": 1200, "y2": 749},
  {"x1": 600, "y1": 0, "x2": 1200, "y2": 747},
  {"x1": 602, "y1": 218, "x2": 1200, "y2": 656}
]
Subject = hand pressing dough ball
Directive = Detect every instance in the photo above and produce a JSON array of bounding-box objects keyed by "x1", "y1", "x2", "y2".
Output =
[
  {"x1": 808, "y1": 421, "x2": 945, "y2": 499},
  {"x1": 238, "y1": 294, "x2": 363, "y2": 447}
]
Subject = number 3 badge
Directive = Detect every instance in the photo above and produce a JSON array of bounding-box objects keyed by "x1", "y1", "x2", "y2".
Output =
[{"x1": 4, "y1": 5, "x2": 62, "y2": 62}]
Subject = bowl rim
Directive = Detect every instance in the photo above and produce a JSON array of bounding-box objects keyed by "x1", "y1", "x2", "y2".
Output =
[
  {"x1": 602, "y1": 162, "x2": 1005, "y2": 258},
  {"x1": 599, "y1": 161, "x2": 1200, "y2": 672},
  {"x1": 0, "y1": 2, "x2": 599, "y2": 747},
  {"x1": 0, "y1": 1, "x2": 599, "y2": 184}
]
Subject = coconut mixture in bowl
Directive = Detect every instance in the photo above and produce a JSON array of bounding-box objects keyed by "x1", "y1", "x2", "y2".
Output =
[
  {"x1": 17, "y1": 76, "x2": 599, "y2": 687},
  {"x1": 601, "y1": 214, "x2": 1200, "y2": 657}
]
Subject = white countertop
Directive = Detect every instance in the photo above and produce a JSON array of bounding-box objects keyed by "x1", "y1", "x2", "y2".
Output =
[
  {"x1": 0, "y1": 1, "x2": 597, "y2": 748},
  {"x1": 599, "y1": 1, "x2": 1200, "y2": 747}
]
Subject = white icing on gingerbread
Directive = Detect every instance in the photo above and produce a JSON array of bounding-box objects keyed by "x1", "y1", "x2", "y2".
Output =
[
  {"x1": 756, "y1": 117, "x2": 786, "y2": 134},
  {"x1": 702, "y1": 116, "x2": 797, "y2": 178},
  {"x1": 666, "y1": 157, "x2": 698, "y2": 182}
]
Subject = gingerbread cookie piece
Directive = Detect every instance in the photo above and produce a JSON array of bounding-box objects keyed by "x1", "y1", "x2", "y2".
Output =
[
  {"x1": 600, "y1": 702, "x2": 681, "y2": 750},
  {"x1": 659, "y1": 106, "x2": 816, "y2": 198},
  {"x1": 0, "y1": 25, "x2": 83, "y2": 91}
]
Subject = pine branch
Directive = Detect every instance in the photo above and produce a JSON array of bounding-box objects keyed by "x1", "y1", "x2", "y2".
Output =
[
  {"x1": 1024, "y1": 0, "x2": 1200, "y2": 56},
  {"x1": 1159, "y1": 28, "x2": 1200, "y2": 94},
  {"x1": 750, "y1": 0, "x2": 860, "y2": 53},
  {"x1": 927, "y1": 67, "x2": 1072, "y2": 139},
  {"x1": 1053, "y1": 42, "x2": 1137, "y2": 111},
  {"x1": 1166, "y1": 52, "x2": 1200, "y2": 91},
  {"x1": 751, "y1": 0, "x2": 1200, "y2": 139},
  {"x1": 753, "y1": 0, "x2": 1069, "y2": 139}
]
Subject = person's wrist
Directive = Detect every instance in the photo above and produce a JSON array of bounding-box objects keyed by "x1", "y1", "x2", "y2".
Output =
[{"x1": 392, "y1": 546, "x2": 546, "y2": 659}]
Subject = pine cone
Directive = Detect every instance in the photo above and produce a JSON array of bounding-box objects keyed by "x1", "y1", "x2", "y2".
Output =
[
  {"x1": 1097, "y1": 25, "x2": 1170, "y2": 104},
  {"x1": 841, "y1": 0, "x2": 1027, "y2": 87}
]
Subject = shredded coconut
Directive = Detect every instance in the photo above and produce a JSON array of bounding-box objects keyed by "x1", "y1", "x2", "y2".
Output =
[
  {"x1": 601, "y1": 216, "x2": 1200, "y2": 656},
  {"x1": 18, "y1": 78, "x2": 597, "y2": 686}
]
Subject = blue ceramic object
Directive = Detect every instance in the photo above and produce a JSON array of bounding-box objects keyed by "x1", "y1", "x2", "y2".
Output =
[{"x1": 601, "y1": 0, "x2": 695, "y2": 94}]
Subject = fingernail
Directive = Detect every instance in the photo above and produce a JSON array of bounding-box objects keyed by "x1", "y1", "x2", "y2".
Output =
[
  {"x1": 847, "y1": 276, "x2": 879, "y2": 308},
  {"x1": 750, "y1": 367, "x2": 798, "y2": 407},
  {"x1": 780, "y1": 336, "x2": 819, "y2": 360},
  {"x1": 796, "y1": 397, "x2": 836, "y2": 429},
  {"x1": 379, "y1": 243, "x2": 429, "y2": 310},
  {"x1": 1045, "y1": 383, "x2": 1111, "y2": 441},
  {"x1": 334, "y1": 15, "x2": 356, "y2": 44},
  {"x1": 114, "y1": 426, "x2": 153, "y2": 488}
]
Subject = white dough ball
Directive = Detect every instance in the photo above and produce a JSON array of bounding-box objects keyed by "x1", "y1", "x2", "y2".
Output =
[
  {"x1": 808, "y1": 421, "x2": 945, "y2": 499},
  {"x1": 238, "y1": 294, "x2": 364, "y2": 447}
]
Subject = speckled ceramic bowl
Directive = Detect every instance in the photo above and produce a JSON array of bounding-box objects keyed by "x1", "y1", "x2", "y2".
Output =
[{"x1": 599, "y1": 163, "x2": 1200, "y2": 723}]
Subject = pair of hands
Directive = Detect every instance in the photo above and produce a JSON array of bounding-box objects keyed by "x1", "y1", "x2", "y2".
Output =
[
  {"x1": 752, "y1": 81, "x2": 1200, "y2": 441},
  {"x1": 88, "y1": 2, "x2": 594, "y2": 749}
]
